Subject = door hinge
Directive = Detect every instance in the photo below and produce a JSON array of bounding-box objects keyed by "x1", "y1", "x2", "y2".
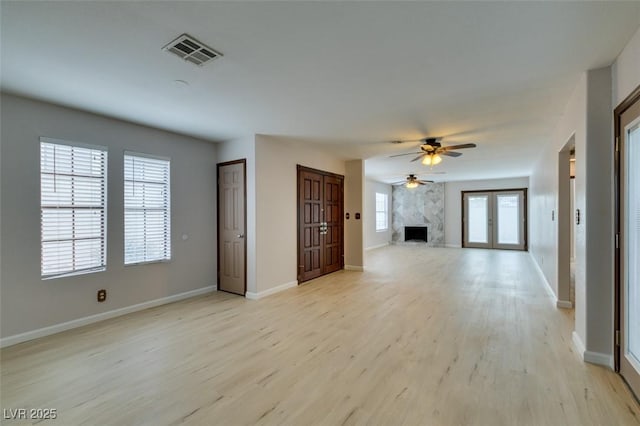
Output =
[
  {"x1": 615, "y1": 137, "x2": 619, "y2": 152},
  {"x1": 616, "y1": 233, "x2": 619, "y2": 249},
  {"x1": 615, "y1": 330, "x2": 620, "y2": 346}
]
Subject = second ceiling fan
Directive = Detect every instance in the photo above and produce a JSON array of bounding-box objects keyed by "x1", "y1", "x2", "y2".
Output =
[{"x1": 391, "y1": 138, "x2": 477, "y2": 166}]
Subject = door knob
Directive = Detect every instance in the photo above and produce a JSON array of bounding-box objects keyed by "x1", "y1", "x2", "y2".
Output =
[{"x1": 237, "y1": 234, "x2": 244, "y2": 238}]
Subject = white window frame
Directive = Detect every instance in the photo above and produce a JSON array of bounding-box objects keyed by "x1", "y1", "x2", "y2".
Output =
[
  {"x1": 124, "y1": 151, "x2": 171, "y2": 265},
  {"x1": 375, "y1": 192, "x2": 389, "y2": 232},
  {"x1": 40, "y1": 137, "x2": 108, "y2": 279}
]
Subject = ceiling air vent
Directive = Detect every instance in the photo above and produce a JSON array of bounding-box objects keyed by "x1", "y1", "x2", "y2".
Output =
[{"x1": 163, "y1": 34, "x2": 222, "y2": 66}]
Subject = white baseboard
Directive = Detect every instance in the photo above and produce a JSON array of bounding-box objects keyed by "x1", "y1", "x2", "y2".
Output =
[
  {"x1": 584, "y1": 350, "x2": 615, "y2": 369},
  {"x1": 0, "y1": 285, "x2": 216, "y2": 348},
  {"x1": 344, "y1": 265, "x2": 364, "y2": 271},
  {"x1": 572, "y1": 331, "x2": 586, "y2": 360},
  {"x1": 246, "y1": 280, "x2": 297, "y2": 300},
  {"x1": 365, "y1": 243, "x2": 389, "y2": 251},
  {"x1": 529, "y1": 252, "x2": 556, "y2": 304},
  {"x1": 444, "y1": 244, "x2": 462, "y2": 248},
  {"x1": 556, "y1": 300, "x2": 573, "y2": 309},
  {"x1": 572, "y1": 331, "x2": 613, "y2": 369}
]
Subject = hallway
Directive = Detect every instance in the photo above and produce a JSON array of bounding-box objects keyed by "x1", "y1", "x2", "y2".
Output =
[{"x1": 1, "y1": 246, "x2": 638, "y2": 425}]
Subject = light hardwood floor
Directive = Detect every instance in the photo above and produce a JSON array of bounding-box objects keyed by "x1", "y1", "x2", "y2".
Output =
[{"x1": 1, "y1": 246, "x2": 639, "y2": 425}]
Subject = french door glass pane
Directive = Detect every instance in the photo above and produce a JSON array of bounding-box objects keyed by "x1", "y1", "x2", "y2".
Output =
[
  {"x1": 468, "y1": 196, "x2": 488, "y2": 243},
  {"x1": 627, "y1": 123, "x2": 640, "y2": 366},
  {"x1": 497, "y1": 194, "x2": 519, "y2": 245}
]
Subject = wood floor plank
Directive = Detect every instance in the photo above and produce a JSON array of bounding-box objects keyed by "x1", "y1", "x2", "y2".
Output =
[{"x1": 1, "y1": 246, "x2": 639, "y2": 425}]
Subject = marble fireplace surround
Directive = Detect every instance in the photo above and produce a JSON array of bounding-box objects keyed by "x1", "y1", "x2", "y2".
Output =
[{"x1": 391, "y1": 182, "x2": 444, "y2": 246}]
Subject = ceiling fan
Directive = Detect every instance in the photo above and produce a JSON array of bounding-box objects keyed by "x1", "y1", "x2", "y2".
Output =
[
  {"x1": 390, "y1": 138, "x2": 477, "y2": 166},
  {"x1": 393, "y1": 174, "x2": 433, "y2": 188}
]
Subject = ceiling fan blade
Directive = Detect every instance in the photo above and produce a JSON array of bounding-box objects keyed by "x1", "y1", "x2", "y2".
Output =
[
  {"x1": 410, "y1": 154, "x2": 426, "y2": 162},
  {"x1": 390, "y1": 139, "x2": 425, "y2": 144},
  {"x1": 442, "y1": 143, "x2": 477, "y2": 150},
  {"x1": 417, "y1": 181, "x2": 427, "y2": 185},
  {"x1": 389, "y1": 151, "x2": 422, "y2": 158},
  {"x1": 440, "y1": 151, "x2": 462, "y2": 157},
  {"x1": 418, "y1": 180, "x2": 434, "y2": 184}
]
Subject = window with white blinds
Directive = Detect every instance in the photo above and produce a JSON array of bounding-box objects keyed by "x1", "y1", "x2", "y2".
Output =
[
  {"x1": 124, "y1": 153, "x2": 171, "y2": 264},
  {"x1": 40, "y1": 139, "x2": 108, "y2": 278},
  {"x1": 375, "y1": 193, "x2": 388, "y2": 231}
]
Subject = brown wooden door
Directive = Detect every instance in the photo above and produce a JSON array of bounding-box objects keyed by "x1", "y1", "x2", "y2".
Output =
[
  {"x1": 323, "y1": 175, "x2": 343, "y2": 274},
  {"x1": 298, "y1": 169, "x2": 324, "y2": 281},
  {"x1": 218, "y1": 160, "x2": 246, "y2": 296},
  {"x1": 297, "y1": 166, "x2": 344, "y2": 283}
]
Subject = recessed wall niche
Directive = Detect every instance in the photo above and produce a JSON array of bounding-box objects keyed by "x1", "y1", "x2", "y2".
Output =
[{"x1": 391, "y1": 182, "x2": 445, "y2": 246}]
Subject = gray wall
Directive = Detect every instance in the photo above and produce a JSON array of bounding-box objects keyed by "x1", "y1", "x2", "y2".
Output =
[
  {"x1": 392, "y1": 182, "x2": 444, "y2": 246},
  {"x1": 364, "y1": 179, "x2": 392, "y2": 249},
  {"x1": 0, "y1": 94, "x2": 218, "y2": 338},
  {"x1": 254, "y1": 135, "x2": 347, "y2": 292},
  {"x1": 584, "y1": 67, "x2": 614, "y2": 357},
  {"x1": 444, "y1": 177, "x2": 530, "y2": 248},
  {"x1": 217, "y1": 136, "x2": 257, "y2": 294}
]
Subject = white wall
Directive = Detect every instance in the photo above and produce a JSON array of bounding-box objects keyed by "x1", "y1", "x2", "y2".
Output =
[
  {"x1": 530, "y1": 58, "x2": 629, "y2": 366},
  {"x1": 444, "y1": 177, "x2": 529, "y2": 248},
  {"x1": 0, "y1": 94, "x2": 218, "y2": 339},
  {"x1": 216, "y1": 137, "x2": 257, "y2": 294},
  {"x1": 254, "y1": 135, "x2": 346, "y2": 293},
  {"x1": 530, "y1": 73, "x2": 588, "y2": 352},
  {"x1": 364, "y1": 179, "x2": 392, "y2": 250},
  {"x1": 613, "y1": 26, "x2": 640, "y2": 106}
]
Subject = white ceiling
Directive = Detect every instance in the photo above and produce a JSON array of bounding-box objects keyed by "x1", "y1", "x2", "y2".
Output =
[{"x1": 2, "y1": 2, "x2": 639, "y2": 183}]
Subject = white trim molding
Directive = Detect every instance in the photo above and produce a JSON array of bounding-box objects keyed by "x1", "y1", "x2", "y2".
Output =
[
  {"x1": 556, "y1": 300, "x2": 573, "y2": 309},
  {"x1": 444, "y1": 244, "x2": 462, "y2": 248},
  {"x1": 0, "y1": 286, "x2": 216, "y2": 348},
  {"x1": 529, "y1": 252, "x2": 556, "y2": 304},
  {"x1": 572, "y1": 331, "x2": 586, "y2": 360},
  {"x1": 365, "y1": 243, "x2": 389, "y2": 251},
  {"x1": 584, "y1": 351, "x2": 615, "y2": 370},
  {"x1": 344, "y1": 265, "x2": 364, "y2": 272},
  {"x1": 246, "y1": 280, "x2": 297, "y2": 300},
  {"x1": 572, "y1": 331, "x2": 614, "y2": 369}
]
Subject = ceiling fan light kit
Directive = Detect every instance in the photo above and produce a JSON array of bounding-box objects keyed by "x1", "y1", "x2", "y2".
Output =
[
  {"x1": 393, "y1": 174, "x2": 433, "y2": 188},
  {"x1": 422, "y1": 153, "x2": 442, "y2": 166},
  {"x1": 390, "y1": 138, "x2": 477, "y2": 169}
]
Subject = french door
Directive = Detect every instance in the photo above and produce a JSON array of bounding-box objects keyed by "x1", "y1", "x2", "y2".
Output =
[
  {"x1": 616, "y1": 87, "x2": 640, "y2": 398},
  {"x1": 297, "y1": 165, "x2": 344, "y2": 283},
  {"x1": 462, "y1": 189, "x2": 527, "y2": 250}
]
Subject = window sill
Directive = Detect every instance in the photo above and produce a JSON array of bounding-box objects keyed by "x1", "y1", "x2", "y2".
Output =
[
  {"x1": 42, "y1": 267, "x2": 106, "y2": 280},
  {"x1": 124, "y1": 259, "x2": 172, "y2": 267},
  {"x1": 376, "y1": 229, "x2": 388, "y2": 233}
]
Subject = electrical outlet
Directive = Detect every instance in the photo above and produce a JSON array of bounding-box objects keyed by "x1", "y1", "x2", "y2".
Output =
[{"x1": 97, "y1": 289, "x2": 107, "y2": 302}]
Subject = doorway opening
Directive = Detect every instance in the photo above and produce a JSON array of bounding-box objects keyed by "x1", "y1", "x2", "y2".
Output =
[
  {"x1": 462, "y1": 189, "x2": 527, "y2": 250},
  {"x1": 557, "y1": 136, "x2": 575, "y2": 309}
]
